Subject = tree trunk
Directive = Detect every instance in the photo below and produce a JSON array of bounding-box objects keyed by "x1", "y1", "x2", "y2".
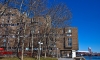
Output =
[
  {"x1": 17, "y1": 31, "x2": 20, "y2": 59},
  {"x1": 21, "y1": 22, "x2": 26, "y2": 60},
  {"x1": 31, "y1": 18, "x2": 34, "y2": 57},
  {"x1": 31, "y1": 31, "x2": 34, "y2": 57}
]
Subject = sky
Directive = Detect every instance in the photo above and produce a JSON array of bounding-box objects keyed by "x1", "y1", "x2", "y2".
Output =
[{"x1": 55, "y1": 0, "x2": 100, "y2": 52}]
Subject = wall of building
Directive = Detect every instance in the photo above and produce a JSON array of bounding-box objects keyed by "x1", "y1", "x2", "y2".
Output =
[{"x1": 0, "y1": 4, "x2": 78, "y2": 58}]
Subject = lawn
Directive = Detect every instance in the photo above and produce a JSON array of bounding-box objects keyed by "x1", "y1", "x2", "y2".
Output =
[{"x1": 0, "y1": 57, "x2": 57, "y2": 60}]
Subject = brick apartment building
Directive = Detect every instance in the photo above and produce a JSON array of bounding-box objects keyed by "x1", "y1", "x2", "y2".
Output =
[{"x1": 0, "y1": 4, "x2": 78, "y2": 58}]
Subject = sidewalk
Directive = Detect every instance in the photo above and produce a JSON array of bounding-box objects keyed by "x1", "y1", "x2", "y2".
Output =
[{"x1": 58, "y1": 58, "x2": 73, "y2": 60}]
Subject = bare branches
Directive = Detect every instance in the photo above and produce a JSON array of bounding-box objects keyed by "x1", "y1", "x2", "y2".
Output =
[
  {"x1": 1, "y1": 0, "x2": 71, "y2": 27},
  {"x1": 0, "y1": 0, "x2": 72, "y2": 58},
  {"x1": 27, "y1": 0, "x2": 48, "y2": 17},
  {"x1": 46, "y1": 3, "x2": 72, "y2": 27},
  {"x1": 0, "y1": 0, "x2": 11, "y2": 17}
]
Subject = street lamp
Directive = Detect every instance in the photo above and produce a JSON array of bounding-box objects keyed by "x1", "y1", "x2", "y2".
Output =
[{"x1": 38, "y1": 42, "x2": 43, "y2": 60}]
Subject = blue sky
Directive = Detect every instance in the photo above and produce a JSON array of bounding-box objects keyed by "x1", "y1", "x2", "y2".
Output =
[{"x1": 55, "y1": 0, "x2": 100, "y2": 52}]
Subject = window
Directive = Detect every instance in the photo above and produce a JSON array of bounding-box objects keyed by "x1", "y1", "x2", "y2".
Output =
[
  {"x1": 50, "y1": 43, "x2": 54, "y2": 47},
  {"x1": 12, "y1": 35, "x2": 15, "y2": 38},
  {"x1": 39, "y1": 22, "x2": 42, "y2": 25},
  {"x1": 38, "y1": 31, "x2": 39, "y2": 33},
  {"x1": 67, "y1": 33, "x2": 72, "y2": 36},
  {"x1": 0, "y1": 11, "x2": 3, "y2": 14},
  {"x1": 66, "y1": 29, "x2": 72, "y2": 36},
  {"x1": 10, "y1": 10, "x2": 12, "y2": 12},
  {"x1": 12, "y1": 14, "x2": 15, "y2": 16},
  {"x1": 68, "y1": 38, "x2": 72, "y2": 47},
  {"x1": 47, "y1": 23, "x2": 48, "y2": 25},
  {"x1": 10, "y1": 17, "x2": 12, "y2": 20},
  {"x1": 3, "y1": 39, "x2": 7, "y2": 47},
  {"x1": 68, "y1": 29, "x2": 71, "y2": 33},
  {"x1": 11, "y1": 24, "x2": 14, "y2": 26},
  {"x1": 50, "y1": 37, "x2": 53, "y2": 41},
  {"x1": 2, "y1": 19, "x2": 4, "y2": 21}
]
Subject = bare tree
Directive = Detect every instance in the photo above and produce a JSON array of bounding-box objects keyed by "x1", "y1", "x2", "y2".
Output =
[
  {"x1": 46, "y1": 3, "x2": 72, "y2": 27},
  {"x1": 0, "y1": 0, "x2": 72, "y2": 59}
]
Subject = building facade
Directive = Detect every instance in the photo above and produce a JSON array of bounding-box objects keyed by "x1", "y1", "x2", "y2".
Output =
[
  {"x1": 0, "y1": 4, "x2": 78, "y2": 58},
  {"x1": 55, "y1": 27, "x2": 78, "y2": 58}
]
